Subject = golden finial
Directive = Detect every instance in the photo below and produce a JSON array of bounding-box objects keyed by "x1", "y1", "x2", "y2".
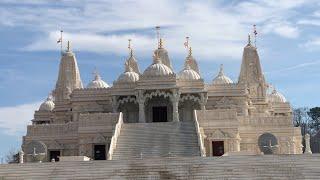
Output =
[
  {"x1": 188, "y1": 47, "x2": 192, "y2": 56},
  {"x1": 159, "y1": 38, "x2": 163, "y2": 48},
  {"x1": 67, "y1": 41, "x2": 71, "y2": 51},
  {"x1": 128, "y1": 39, "x2": 133, "y2": 57},
  {"x1": 155, "y1": 26, "x2": 163, "y2": 48}
]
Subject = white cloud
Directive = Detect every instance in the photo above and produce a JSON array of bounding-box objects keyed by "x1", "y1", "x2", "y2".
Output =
[
  {"x1": 265, "y1": 60, "x2": 320, "y2": 74},
  {"x1": 300, "y1": 37, "x2": 320, "y2": 51},
  {"x1": 0, "y1": 0, "x2": 312, "y2": 58},
  {"x1": 0, "y1": 102, "x2": 40, "y2": 136}
]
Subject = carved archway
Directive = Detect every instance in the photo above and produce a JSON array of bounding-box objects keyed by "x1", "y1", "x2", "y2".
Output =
[{"x1": 144, "y1": 90, "x2": 173, "y2": 122}]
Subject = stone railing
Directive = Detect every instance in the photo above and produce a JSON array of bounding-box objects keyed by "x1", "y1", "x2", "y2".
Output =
[
  {"x1": 107, "y1": 112, "x2": 123, "y2": 160},
  {"x1": 194, "y1": 110, "x2": 206, "y2": 157}
]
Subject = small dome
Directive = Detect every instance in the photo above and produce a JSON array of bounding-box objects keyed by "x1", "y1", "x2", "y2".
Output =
[
  {"x1": 143, "y1": 55, "x2": 173, "y2": 77},
  {"x1": 268, "y1": 89, "x2": 287, "y2": 103},
  {"x1": 39, "y1": 95, "x2": 55, "y2": 111},
  {"x1": 87, "y1": 74, "x2": 109, "y2": 88},
  {"x1": 117, "y1": 66, "x2": 140, "y2": 83},
  {"x1": 212, "y1": 64, "x2": 233, "y2": 85},
  {"x1": 178, "y1": 64, "x2": 201, "y2": 80}
]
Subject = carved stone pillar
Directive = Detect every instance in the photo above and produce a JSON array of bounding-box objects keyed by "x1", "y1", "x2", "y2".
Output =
[
  {"x1": 137, "y1": 90, "x2": 146, "y2": 123},
  {"x1": 172, "y1": 89, "x2": 180, "y2": 122},
  {"x1": 111, "y1": 96, "x2": 118, "y2": 113},
  {"x1": 200, "y1": 93, "x2": 208, "y2": 110},
  {"x1": 242, "y1": 100, "x2": 249, "y2": 116},
  {"x1": 19, "y1": 150, "x2": 24, "y2": 164},
  {"x1": 235, "y1": 134, "x2": 241, "y2": 152},
  {"x1": 304, "y1": 134, "x2": 312, "y2": 154}
]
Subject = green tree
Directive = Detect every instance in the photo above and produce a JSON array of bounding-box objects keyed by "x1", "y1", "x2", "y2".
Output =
[{"x1": 308, "y1": 107, "x2": 320, "y2": 133}]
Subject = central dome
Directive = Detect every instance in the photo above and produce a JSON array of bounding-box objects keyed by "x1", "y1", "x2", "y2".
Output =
[
  {"x1": 117, "y1": 66, "x2": 140, "y2": 83},
  {"x1": 178, "y1": 64, "x2": 201, "y2": 80},
  {"x1": 143, "y1": 55, "x2": 173, "y2": 77}
]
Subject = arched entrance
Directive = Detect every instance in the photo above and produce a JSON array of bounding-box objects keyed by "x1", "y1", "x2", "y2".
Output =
[
  {"x1": 258, "y1": 133, "x2": 278, "y2": 154},
  {"x1": 145, "y1": 96, "x2": 173, "y2": 122}
]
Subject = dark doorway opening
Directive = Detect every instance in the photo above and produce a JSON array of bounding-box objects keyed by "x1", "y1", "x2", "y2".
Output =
[
  {"x1": 212, "y1": 141, "x2": 224, "y2": 156},
  {"x1": 94, "y1": 145, "x2": 106, "y2": 160},
  {"x1": 49, "y1": 150, "x2": 60, "y2": 162},
  {"x1": 153, "y1": 106, "x2": 167, "y2": 122}
]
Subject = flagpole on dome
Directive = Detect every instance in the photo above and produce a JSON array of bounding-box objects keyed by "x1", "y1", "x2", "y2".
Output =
[
  {"x1": 155, "y1": 26, "x2": 161, "y2": 48},
  {"x1": 57, "y1": 30, "x2": 63, "y2": 56},
  {"x1": 253, "y1": 24, "x2": 257, "y2": 47},
  {"x1": 128, "y1": 38, "x2": 133, "y2": 56},
  {"x1": 184, "y1": 36, "x2": 190, "y2": 56}
]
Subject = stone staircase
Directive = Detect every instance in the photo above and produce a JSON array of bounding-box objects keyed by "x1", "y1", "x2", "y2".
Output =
[
  {"x1": 112, "y1": 121, "x2": 201, "y2": 160},
  {"x1": 0, "y1": 155, "x2": 320, "y2": 179}
]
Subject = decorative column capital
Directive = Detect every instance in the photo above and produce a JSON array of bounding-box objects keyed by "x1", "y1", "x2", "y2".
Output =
[
  {"x1": 200, "y1": 92, "x2": 208, "y2": 110},
  {"x1": 136, "y1": 90, "x2": 146, "y2": 123},
  {"x1": 171, "y1": 89, "x2": 181, "y2": 102},
  {"x1": 136, "y1": 90, "x2": 145, "y2": 104}
]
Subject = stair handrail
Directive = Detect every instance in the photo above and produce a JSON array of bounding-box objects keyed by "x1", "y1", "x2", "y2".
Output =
[
  {"x1": 194, "y1": 110, "x2": 206, "y2": 157},
  {"x1": 107, "y1": 112, "x2": 123, "y2": 160}
]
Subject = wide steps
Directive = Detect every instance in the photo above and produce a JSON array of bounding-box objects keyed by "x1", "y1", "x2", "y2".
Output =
[
  {"x1": 112, "y1": 121, "x2": 201, "y2": 160},
  {"x1": 0, "y1": 155, "x2": 320, "y2": 179}
]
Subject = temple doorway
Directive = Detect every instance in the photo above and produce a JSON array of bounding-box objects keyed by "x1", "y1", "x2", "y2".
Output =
[
  {"x1": 212, "y1": 141, "x2": 224, "y2": 156},
  {"x1": 94, "y1": 145, "x2": 106, "y2": 160},
  {"x1": 153, "y1": 106, "x2": 167, "y2": 122},
  {"x1": 145, "y1": 96, "x2": 172, "y2": 122},
  {"x1": 49, "y1": 150, "x2": 60, "y2": 162}
]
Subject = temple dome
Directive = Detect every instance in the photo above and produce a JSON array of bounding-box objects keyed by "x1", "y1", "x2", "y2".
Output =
[
  {"x1": 212, "y1": 64, "x2": 233, "y2": 85},
  {"x1": 268, "y1": 89, "x2": 287, "y2": 103},
  {"x1": 117, "y1": 67, "x2": 140, "y2": 83},
  {"x1": 143, "y1": 55, "x2": 173, "y2": 77},
  {"x1": 87, "y1": 74, "x2": 109, "y2": 88},
  {"x1": 178, "y1": 65, "x2": 201, "y2": 80},
  {"x1": 39, "y1": 96, "x2": 55, "y2": 111}
]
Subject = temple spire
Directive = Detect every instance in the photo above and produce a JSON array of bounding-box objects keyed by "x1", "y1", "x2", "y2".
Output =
[
  {"x1": 54, "y1": 40, "x2": 83, "y2": 102},
  {"x1": 239, "y1": 34, "x2": 266, "y2": 99}
]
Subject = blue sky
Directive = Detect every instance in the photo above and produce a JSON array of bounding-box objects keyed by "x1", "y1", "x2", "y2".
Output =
[{"x1": 0, "y1": 0, "x2": 320, "y2": 160}]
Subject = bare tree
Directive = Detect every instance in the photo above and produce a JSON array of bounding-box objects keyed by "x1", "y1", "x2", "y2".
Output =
[
  {"x1": 5, "y1": 148, "x2": 19, "y2": 164},
  {"x1": 293, "y1": 107, "x2": 311, "y2": 136}
]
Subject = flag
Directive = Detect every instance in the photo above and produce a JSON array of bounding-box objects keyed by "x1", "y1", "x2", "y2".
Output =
[
  {"x1": 253, "y1": 24, "x2": 257, "y2": 35},
  {"x1": 57, "y1": 38, "x2": 62, "y2": 43},
  {"x1": 184, "y1": 41, "x2": 188, "y2": 48}
]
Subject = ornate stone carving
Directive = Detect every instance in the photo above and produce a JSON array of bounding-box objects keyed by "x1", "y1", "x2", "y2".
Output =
[
  {"x1": 48, "y1": 140, "x2": 63, "y2": 150},
  {"x1": 215, "y1": 97, "x2": 236, "y2": 109}
]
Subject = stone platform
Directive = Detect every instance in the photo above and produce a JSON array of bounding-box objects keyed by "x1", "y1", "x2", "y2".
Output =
[{"x1": 0, "y1": 154, "x2": 319, "y2": 179}]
